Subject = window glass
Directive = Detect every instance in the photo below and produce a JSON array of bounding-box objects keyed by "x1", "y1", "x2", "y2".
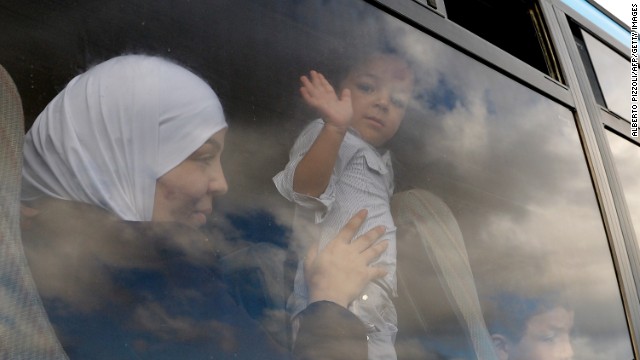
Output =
[
  {"x1": 581, "y1": 29, "x2": 631, "y2": 119},
  {"x1": 443, "y1": 0, "x2": 563, "y2": 81},
  {"x1": 388, "y1": 16, "x2": 633, "y2": 360},
  {"x1": 561, "y1": 0, "x2": 631, "y2": 48},
  {"x1": 2, "y1": 0, "x2": 635, "y2": 359},
  {"x1": 606, "y1": 131, "x2": 640, "y2": 243},
  {"x1": 572, "y1": 21, "x2": 607, "y2": 107}
]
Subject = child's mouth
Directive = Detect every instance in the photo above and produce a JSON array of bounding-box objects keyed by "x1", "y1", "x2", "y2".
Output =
[{"x1": 365, "y1": 116, "x2": 384, "y2": 128}]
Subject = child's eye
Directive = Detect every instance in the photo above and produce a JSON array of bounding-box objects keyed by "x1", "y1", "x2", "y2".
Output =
[
  {"x1": 356, "y1": 82, "x2": 374, "y2": 93},
  {"x1": 539, "y1": 332, "x2": 558, "y2": 343}
]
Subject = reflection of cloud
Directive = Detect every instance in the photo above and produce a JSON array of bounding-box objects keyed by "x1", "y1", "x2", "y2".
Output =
[
  {"x1": 22, "y1": 201, "x2": 222, "y2": 313},
  {"x1": 131, "y1": 302, "x2": 237, "y2": 351},
  {"x1": 582, "y1": 31, "x2": 631, "y2": 119},
  {"x1": 377, "y1": 13, "x2": 634, "y2": 358},
  {"x1": 572, "y1": 334, "x2": 634, "y2": 360},
  {"x1": 221, "y1": 122, "x2": 296, "y2": 222},
  {"x1": 192, "y1": 5, "x2": 634, "y2": 358},
  {"x1": 606, "y1": 131, "x2": 640, "y2": 243}
]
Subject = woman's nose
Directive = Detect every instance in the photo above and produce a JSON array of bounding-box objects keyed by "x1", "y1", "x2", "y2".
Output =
[
  {"x1": 209, "y1": 162, "x2": 228, "y2": 195},
  {"x1": 212, "y1": 175, "x2": 228, "y2": 195}
]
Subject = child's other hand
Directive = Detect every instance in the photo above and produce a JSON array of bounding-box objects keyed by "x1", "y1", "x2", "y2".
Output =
[{"x1": 300, "y1": 70, "x2": 353, "y2": 132}]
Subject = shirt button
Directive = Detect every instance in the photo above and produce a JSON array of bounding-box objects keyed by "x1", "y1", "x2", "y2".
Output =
[{"x1": 362, "y1": 294, "x2": 368, "y2": 301}]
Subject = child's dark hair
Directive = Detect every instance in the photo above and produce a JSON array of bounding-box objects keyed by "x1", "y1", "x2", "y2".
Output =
[
  {"x1": 328, "y1": 45, "x2": 415, "y2": 89},
  {"x1": 486, "y1": 291, "x2": 571, "y2": 341}
]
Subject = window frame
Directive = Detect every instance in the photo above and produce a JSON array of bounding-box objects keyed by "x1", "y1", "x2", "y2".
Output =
[
  {"x1": 544, "y1": 2, "x2": 640, "y2": 356},
  {"x1": 369, "y1": 0, "x2": 640, "y2": 355},
  {"x1": 3, "y1": 0, "x2": 639, "y2": 355}
]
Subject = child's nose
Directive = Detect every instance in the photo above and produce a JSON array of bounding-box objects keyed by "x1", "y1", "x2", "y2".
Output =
[{"x1": 374, "y1": 91, "x2": 391, "y2": 111}]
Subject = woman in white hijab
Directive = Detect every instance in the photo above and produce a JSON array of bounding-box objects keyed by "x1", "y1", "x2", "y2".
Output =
[
  {"x1": 20, "y1": 55, "x2": 388, "y2": 360},
  {"x1": 22, "y1": 55, "x2": 227, "y2": 223}
]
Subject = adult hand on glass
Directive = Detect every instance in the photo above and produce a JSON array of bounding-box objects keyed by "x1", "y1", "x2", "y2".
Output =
[{"x1": 304, "y1": 209, "x2": 388, "y2": 308}]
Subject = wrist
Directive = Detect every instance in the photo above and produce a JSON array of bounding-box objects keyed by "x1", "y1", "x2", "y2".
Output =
[
  {"x1": 321, "y1": 120, "x2": 349, "y2": 136},
  {"x1": 308, "y1": 288, "x2": 350, "y2": 308}
]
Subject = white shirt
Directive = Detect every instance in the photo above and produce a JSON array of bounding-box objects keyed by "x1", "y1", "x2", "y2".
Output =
[{"x1": 273, "y1": 119, "x2": 397, "y2": 303}]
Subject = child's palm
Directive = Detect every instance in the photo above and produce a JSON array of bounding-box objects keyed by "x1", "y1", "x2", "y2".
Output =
[{"x1": 300, "y1": 71, "x2": 352, "y2": 130}]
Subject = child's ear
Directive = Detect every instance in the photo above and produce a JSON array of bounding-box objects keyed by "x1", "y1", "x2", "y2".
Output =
[{"x1": 491, "y1": 334, "x2": 510, "y2": 360}]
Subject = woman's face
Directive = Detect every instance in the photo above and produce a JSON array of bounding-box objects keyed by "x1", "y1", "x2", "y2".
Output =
[{"x1": 152, "y1": 129, "x2": 228, "y2": 228}]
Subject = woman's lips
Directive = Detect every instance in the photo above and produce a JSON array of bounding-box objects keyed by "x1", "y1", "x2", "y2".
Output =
[
  {"x1": 190, "y1": 212, "x2": 208, "y2": 227},
  {"x1": 190, "y1": 208, "x2": 212, "y2": 227}
]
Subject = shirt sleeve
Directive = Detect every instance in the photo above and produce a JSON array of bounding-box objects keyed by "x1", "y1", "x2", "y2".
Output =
[
  {"x1": 272, "y1": 120, "x2": 337, "y2": 222},
  {"x1": 292, "y1": 301, "x2": 367, "y2": 360}
]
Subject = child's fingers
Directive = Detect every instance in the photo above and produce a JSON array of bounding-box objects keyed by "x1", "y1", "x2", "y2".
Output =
[
  {"x1": 300, "y1": 87, "x2": 313, "y2": 104},
  {"x1": 309, "y1": 70, "x2": 322, "y2": 86},
  {"x1": 340, "y1": 88, "x2": 351, "y2": 102},
  {"x1": 300, "y1": 75, "x2": 312, "y2": 87},
  {"x1": 306, "y1": 71, "x2": 333, "y2": 94},
  {"x1": 315, "y1": 72, "x2": 333, "y2": 93}
]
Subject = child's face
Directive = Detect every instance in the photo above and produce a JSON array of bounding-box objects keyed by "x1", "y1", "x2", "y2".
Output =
[
  {"x1": 341, "y1": 54, "x2": 414, "y2": 147},
  {"x1": 497, "y1": 306, "x2": 575, "y2": 360}
]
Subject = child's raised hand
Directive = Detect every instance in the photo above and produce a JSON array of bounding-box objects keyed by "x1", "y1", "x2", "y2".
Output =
[{"x1": 300, "y1": 70, "x2": 353, "y2": 132}]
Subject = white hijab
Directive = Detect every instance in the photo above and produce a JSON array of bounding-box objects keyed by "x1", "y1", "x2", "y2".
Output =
[{"x1": 22, "y1": 55, "x2": 227, "y2": 221}]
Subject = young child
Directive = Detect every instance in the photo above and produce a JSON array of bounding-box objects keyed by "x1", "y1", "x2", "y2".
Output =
[
  {"x1": 273, "y1": 52, "x2": 414, "y2": 360},
  {"x1": 488, "y1": 292, "x2": 574, "y2": 360}
]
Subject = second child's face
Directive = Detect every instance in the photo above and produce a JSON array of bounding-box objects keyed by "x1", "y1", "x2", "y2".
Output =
[
  {"x1": 341, "y1": 54, "x2": 414, "y2": 147},
  {"x1": 504, "y1": 306, "x2": 575, "y2": 360}
]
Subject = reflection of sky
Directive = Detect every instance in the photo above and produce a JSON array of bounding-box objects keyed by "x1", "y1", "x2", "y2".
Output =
[
  {"x1": 218, "y1": 3, "x2": 636, "y2": 357},
  {"x1": 606, "y1": 131, "x2": 640, "y2": 243},
  {"x1": 7, "y1": 0, "x2": 636, "y2": 358},
  {"x1": 21, "y1": 210, "x2": 289, "y2": 359},
  {"x1": 380, "y1": 11, "x2": 634, "y2": 359},
  {"x1": 561, "y1": 0, "x2": 631, "y2": 48}
]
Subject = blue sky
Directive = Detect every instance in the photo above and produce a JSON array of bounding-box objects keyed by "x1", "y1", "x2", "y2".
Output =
[{"x1": 595, "y1": 0, "x2": 632, "y2": 26}]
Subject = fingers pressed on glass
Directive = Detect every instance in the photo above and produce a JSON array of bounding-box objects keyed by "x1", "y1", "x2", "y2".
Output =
[
  {"x1": 352, "y1": 225, "x2": 386, "y2": 253},
  {"x1": 333, "y1": 209, "x2": 368, "y2": 244},
  {"x1": 363, "y1": 240, "x2": 388, "y2": 264}
]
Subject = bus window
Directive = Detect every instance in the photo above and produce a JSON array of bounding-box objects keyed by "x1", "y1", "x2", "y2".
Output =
[
  {"x1": 578, "y1": 27, "x2": 631, "y2": 120},
  {"x1": 387, "y1": 10, "x2": 633, "y2": 358},
  {"x1": 442, "y1": 0, "x2": 563, "y2": 81},
  {"x1": 1, "y1": 0, "x2": 636, "y2": 359},
  {"x1": 606, "y1": 130, "x2": 640, "y2": 244}
]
